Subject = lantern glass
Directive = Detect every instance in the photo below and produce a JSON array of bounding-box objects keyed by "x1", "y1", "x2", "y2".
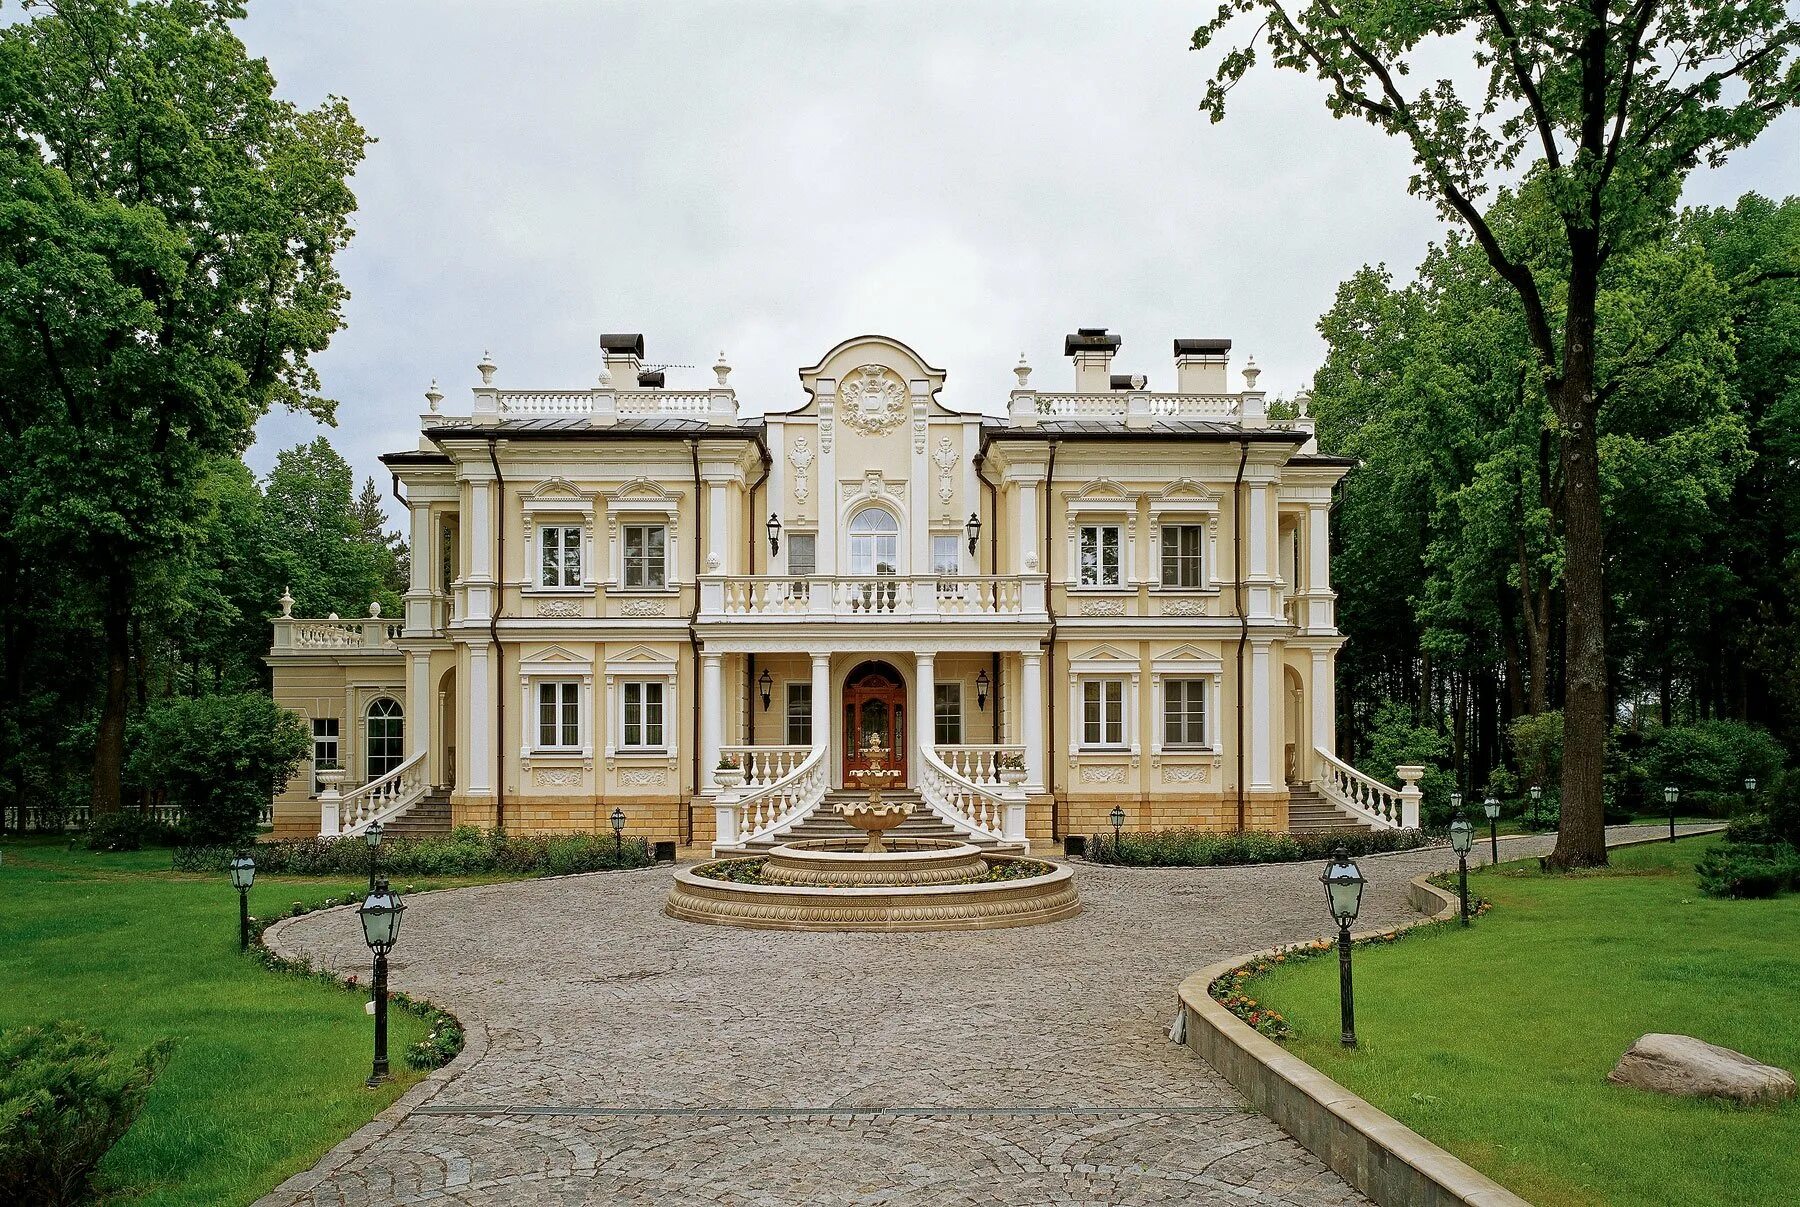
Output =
[
  {"x1": 1745, "y1": 776, "x2": 1757, "y2": 793},
  {"x1": 229, "y1": 852, "x2": 256, "y2": 890},
  {"x1": 1320, "y1": 848, "x2": 1366, "y2": 927},
  {"x1": 365, "y1": 821, "x2": 383, "y2": 848},
  {"x1": 610, "y1": 807, "x2": 626, "y2": 835},
  {"x1": 1109, "y1": 805, "x2": 1125, "y2": 828},
  {"x1": 1449, "y1": 813, "x2": 1475, "y2": 856},
  {"x1": 1530, "y1": 786, "x2": 1543, "y2": 802},
  {"x1": 758, "y1": 668, "x2": 773, "y2": 709},
  {"x1": 1664, "y1": 785, "x2": 1679, "y2": 805},
  {"x1": 359, "y1": 880, "x2": 405, "y2": 954},
  {"x1": 1482, "y1": 797, "x2": 1500, "y2": 820},
  {"x1": 766, "y1": 513, "x2": 782, "y2": 553},
  {"x1": 1450, "y1": 791, "x2": 1463, "y2": 812},
  {"x1": 975, "y1": 669, "x2": 990, "y2": 709}
]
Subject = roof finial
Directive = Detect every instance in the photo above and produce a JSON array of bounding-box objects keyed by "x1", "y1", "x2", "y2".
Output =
[
  {"x1": 713, "y1": 350, "x2": 732, "y2": 387},
  {"x1": 424, "y1": 379, "x2": 443, "y2": 412},
  {"x1": 1014, "y1": 353, "x2": 1032, "y2": 389},
  {"x1": 477, "y1": 350, "x2": 497, "y2": 385}
]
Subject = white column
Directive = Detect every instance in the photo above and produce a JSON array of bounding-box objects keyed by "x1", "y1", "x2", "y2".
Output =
[
  {"x1": 467, "y1": 647, "x2": 491, "y2": 793},
  {"x1": 466, "y1": 477, "x2": 495, "y2": 623},
  {"x1": 1250, "y1": 643, "x2": 1275, "y2": 789},
  {"x1": 1311, "y1": 648, "x2": 1336, "y2": 758},
  {"x1": 1020, "y1": 651, "x2": 1045, "y2": 792},
  {"x1": 810, "y1": 653, "x2": 832, "y2": 752},
  {"x1": 1017, "y1": 480, "x2": 1040, "y2": 573},
  {"x1": 1307, "y1": 503, "x2": 1331, "y2": 592},
  {"x1": 406, "y1": 652, "x2": 431, "y2": 759},
  {"x1": 700, "y1": 652, "x2": 723, "y2": 787},
  {"x1": 914, "y1": 653, "x2": 936, "y2": 767}
]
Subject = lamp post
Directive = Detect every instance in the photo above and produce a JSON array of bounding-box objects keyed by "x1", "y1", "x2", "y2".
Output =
[
  {"x1": 758, "y1": 668, "x2": 773, "y2": 711},
  {"x1": 1664, "y1": 785, "x2": 1679, "y2": 842},
  {"x1": 1449, "y1": 811, "x2": 1475, "y2": 927},
  {"x1": 229, "y1": 851, "x2": 256, "y2": 951},
  {"x1": 364, "y1": 820, "x2": 384, "y2": 892},
  {"x1": 1482, "y1": 795, "x2": 1500, "y2": 865},
  {"x1": 610, "y1": 807, "x2": 626, "y2": 861},
  {"x1": 1744, "y1": 775, "x2": 1758, "y2": 814},
  {"x1": 965, "y1": 512, "x2": 982, "y2": 557},
  {"x1": 358, "y1": 878, "x2": 405, "y2": 1087},
  {"x1": 1529, "y1": 784, "x2": 1543, "y2": 829},
  {"x1": 1109, "y1": 805, "x2": 1125, "y2": 860},
  {"x1": 1320, "y1": 846, "x2": 1366, "y2": 1048},
  {"x1": 766, "y1": 513, "x2": 782, "y2": 557}
]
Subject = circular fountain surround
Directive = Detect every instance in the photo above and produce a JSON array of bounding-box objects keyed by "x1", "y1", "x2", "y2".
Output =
[{"x1": 666, "y1": 837, "x2": 1081, "y2": 932}]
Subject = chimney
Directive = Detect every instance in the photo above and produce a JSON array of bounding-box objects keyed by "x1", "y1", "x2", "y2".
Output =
[
  {"x1": 636, "y1": 369, "x2": 665, "y2": 388},
  {"x1": 1174, "y1": 338, "x2": 1231, "y2": 393},
  {"x1": 1064, "y1": 327, "x2": 1121, "y2": 392},
  {"x1": 600, "y1": 332, "x2": 644, "y2": 388}
]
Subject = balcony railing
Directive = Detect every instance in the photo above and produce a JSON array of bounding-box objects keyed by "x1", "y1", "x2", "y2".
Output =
[
  {"x1": 701, "y1": 574, "x2": 1045, "y2": 620},
  {"x1": 271, "y1": 616, "x2": 403, "y2": 652}
]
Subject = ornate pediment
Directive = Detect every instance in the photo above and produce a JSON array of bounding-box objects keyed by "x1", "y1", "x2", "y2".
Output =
[
  {"x1": 607, "y1": 643, "x2": 674, "y2": 665},
  {"x1": 1073, "y1": 642, "x2": 1135, "y2": 662},
  {"x1": 1156, "y1": 478, "x2": 1219, "y2": 501}
]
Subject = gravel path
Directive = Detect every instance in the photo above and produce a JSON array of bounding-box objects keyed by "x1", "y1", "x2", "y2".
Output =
[{"x1": 258, "y1": 825, "x2": 1709, "y2": 1206}]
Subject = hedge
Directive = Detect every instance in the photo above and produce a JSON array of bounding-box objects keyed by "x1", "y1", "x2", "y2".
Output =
[
  {"x1": 173, "y1": 828, "x2": 653, "y2": 877},
  {"x1": 1086, "y1": 826, "x2": 1432, "y2": 867}
]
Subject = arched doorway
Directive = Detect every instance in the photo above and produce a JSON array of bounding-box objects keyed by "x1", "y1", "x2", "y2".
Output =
[
  {"x1": 842, "y1": 660, "x2": 907, "y2": 788},
  {"x1": 1284, "y1": 666, "x2": 1305, "y2": 784},
  {"x1": 436, "y1": 667, "x2": 457, "y2": 792}
]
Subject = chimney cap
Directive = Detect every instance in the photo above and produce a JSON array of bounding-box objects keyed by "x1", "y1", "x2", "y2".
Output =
[
  {"x1": 1064, "y1": 328, "x2": 1123, "y2": 356},
  {"x1": 1173, "y1": 338, "x2": 1232, "y2": 356},
  {"x1": 1110, "y1": 373, "x2": 1148, "y2": 391},
  {"x1": 601, "y1": 333, "x2": 646, "y2": 357},
  {"x1": 636, "y1": 369, "x2": 665, "y2": 388}
]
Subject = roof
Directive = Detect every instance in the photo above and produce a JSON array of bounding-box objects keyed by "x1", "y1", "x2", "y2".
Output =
[
  {"x1": 980, "y1": 419, "x2": 1308, "y2": 444},
  {"x1": 422, "y1": 416, "x2": 767, "y2": 440}
]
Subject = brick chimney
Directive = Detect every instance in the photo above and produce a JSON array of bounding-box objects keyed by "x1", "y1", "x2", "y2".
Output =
[
  {"x1": 1064, "y1": 328, "x2": 1121, "y2": 392},
  {"x1": 1173, "y1": 338, "x2": 1231, "y2": 393}
]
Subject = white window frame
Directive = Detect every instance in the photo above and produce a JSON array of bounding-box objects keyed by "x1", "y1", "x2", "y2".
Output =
[
  {"x1": 603, "y1": 482, "x2": 682, "y2": 592},
  {"x1": 311, "y1": 717, "x2": 340, "y2": 795},
  {"x1": 1158, "y1": 524, "x2": 1206, "y2": 590},
  {"x1": 364, "y1": 697, "x2": 405, "y2": 781},
  {"x1": 786, "y1": 531, "x2": 817, "y2": 577},
  {"x1": 521, "y1": 480, "x2": 598, "y2": 595},
  {"x1": 619, "y1": 679, "x2": 668, "y2": 752},
  {"x1": 538, "y1": 525, "x2": 584, "y2": 588},
  {"x1": 1077, "y1": 524, "x2": 1123, "y2": 588},
  {"x1": 1149, "y1": 654, "x2": 1225, "y2": 757},
  {"x1": 847, "y1": 506, "x2": 902, "y2": 577},
  {"x1": 602, "y1": 653, "x2": 678, "y2": 765},
  {"x1": 518, "y1": 648, "x2": 595, "y2": 769},
  {"x1": 1161, "y1": 677, "x2": 1208, "y2": 749},
  {"x1": 1079, "y1": 678, "x2": 1128, "y2": 749},
  {"x1": 1148, "y1": 483, "x2": 1220, "y2": 594},
  {"x1": 621, "y1": 523, "x2": 668, "y2": 590},
  {"x1": 934, "y1": 682, "x2": 963, "y2": 746},
  {"x1": 785, "y1": 682, "x2": 813, "y2": 746}
]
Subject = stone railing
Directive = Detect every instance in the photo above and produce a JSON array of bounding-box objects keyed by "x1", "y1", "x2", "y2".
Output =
[
  {"x1": 272, "y1": 617, "x2": 403, "y2": 652},
  {"x1": 3, "y1": 802, "x2": 270, "y2": 832},
  {"x1": 713, "y1": 744, "x2": 829, "y2": 851},
  {"x1": 474, "y1": 384, "x2": 739, "y2": 427},
  {"x1": 702, "y1": 575, "x2": 1044, "y2": 620},
  {"x1": 319, "y1": 753, "x2": 429, "y2": 838},
  {"x1": 719, "y1": 745, "x2": 810, "y2": 791},
  {"x1": 1025, "y1": 391, "x2": 1243, "y2": 420},
  {"x1": 1312, "y1": 749, "x2": 1421, "y2": 829},
  {"x1": 934, "y1": 744, "x2": 1027, "y2": 789},
  {"x1": 919, "y1": 745, "x2": 1027, "y2": 846}
]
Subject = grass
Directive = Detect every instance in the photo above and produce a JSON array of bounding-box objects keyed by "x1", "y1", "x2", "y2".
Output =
[
  {"x1": 0, "y1": 837, "x2": 525, "y2": 1206},
  {"x1": 1246, "y1": 834, "x2": 1799, "y2": 1206}
]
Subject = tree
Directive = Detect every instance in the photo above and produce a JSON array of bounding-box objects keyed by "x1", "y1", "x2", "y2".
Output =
[
  {"x1": 352, "y1": 475, "x2": 409, "y2": 600},
  {"x1": 1197, "y1": 2, "x2": 1800, "y2": 865},
  {"x1": 262, "y1": 439, "x2": 403, "y2": 620},
  {"x1": 125, "y1": 691, "x2": 308, "y2": 845},
  {"x1": 0, "y1": 0, "x2": 366, "y2": 814}
]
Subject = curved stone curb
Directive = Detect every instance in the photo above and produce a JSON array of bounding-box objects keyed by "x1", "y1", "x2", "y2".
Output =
[{"x1": 1175, "y1": 824, "x2": 1726, "y2": 1207}]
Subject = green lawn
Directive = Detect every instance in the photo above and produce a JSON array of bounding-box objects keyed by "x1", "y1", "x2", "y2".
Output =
[
  {"x1": 1248, "y1": 835, "x2": 1799, "y2": 1206},
  {"x1": 0, "y1": 838, "x2": 517, "y2": 1206}
]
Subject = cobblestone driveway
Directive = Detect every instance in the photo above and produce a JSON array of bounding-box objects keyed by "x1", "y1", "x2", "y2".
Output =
[{"x1": 260, "y1": 827, "x2": 1693, "y2": 1206}]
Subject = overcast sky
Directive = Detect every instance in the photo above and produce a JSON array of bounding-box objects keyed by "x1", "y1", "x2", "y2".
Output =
[{"x1": 239, "y1": 1, "x2": 1800, "y2": 518}]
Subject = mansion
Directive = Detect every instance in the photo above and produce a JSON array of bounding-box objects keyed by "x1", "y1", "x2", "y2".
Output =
[{"x1": 269, "y1": 329, "x2": 1419, "y2": 852}]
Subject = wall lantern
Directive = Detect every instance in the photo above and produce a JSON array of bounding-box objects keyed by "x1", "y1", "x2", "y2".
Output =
[
  {"x1": 758, "y1": 668, "x2": 773, "y2": 711},
  {"x1": 1319, "y1": 846, "x2": 1366, "y2": 1048},
  {"x1": 766, "y1": 513, "x2": 782, "y2": 557},
  {"x1": 975, "y1": 669, "x2": 990, "y2": 711},
  {"x1": 965, "y1": 512, "x2": 982, "y2": 556},
  {"x1": 358, "y1": 877, "x2": 406, "y2": 1086}
]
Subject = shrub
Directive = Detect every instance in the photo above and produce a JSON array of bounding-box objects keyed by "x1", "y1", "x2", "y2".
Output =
[
  {"x1": 1360, "y1": 701, "x2": 1456, "y2": 824},
  {"x1": 1088, "y1": 826, "x2": 1431, "y2": 867},
  {"x1": 172, "y1": 829, "x2": 654, "y2": 877},
  {"x1": 126, "y1": 694, "x2": 309, "y2": 846},
  {"x1": 1635, "y1": 719, "x2": 1786, "y2": 817},
  {"x1": 85, "y1": 811, "x2": 179, "y2": 852},
  {"x1": 1765, "y1": 768, "x2": 1800, "y2": 848},
  {"x1": 0, "y1": 1021, "x2": 173, "y2": 1207},
  {"x1": 1696, "y1": 841, "x2": 1800, "y2": 899}
]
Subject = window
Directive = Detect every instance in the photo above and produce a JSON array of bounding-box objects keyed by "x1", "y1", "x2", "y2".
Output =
[
  {"x1": 1163, "y1": 679, "x2": 1208, "y2": 748},
  {"x1": 536, "y1": 681, "x2": 580, "y2": 749},
  {"x1": 365, "y1": 698, "x2": 404, "y2": 780},
  {"x1": 1081, "y1": 680, "x2": 1126, "y2": 747},
  {"x1": 311, "y1": 718, "x2": 339, "y2": 794},
  {"x1": 622, "y1": 681, "x2": 666, "y2": 750},
  {"x1": 539, "y1": 525, "x2": 582, "y2": 587},
  {"x1": 1160, "y1": 525, "x2": 1204, "y2": 588},
  {"x1": 934, "y1": 683, "x2": 963, "y2": 746},
  {"x1": 849, "y1": 508, "x2": 899, "y2": 576},
  {"x1": 786, "y1": 683, "x2": 813, "y2": 746},
  {"x1": 787, "y1": 532, "x2": 816, "y2": 577},
  {"x1": 1079, "y1": 524, "x2": 1122, "y2": 587},
  {"x1": 623, "y1": 524, "x2": 666, "y2": 589},
  {"x1": 931, "y1": 535, "x2": 960, "y2": 576}
]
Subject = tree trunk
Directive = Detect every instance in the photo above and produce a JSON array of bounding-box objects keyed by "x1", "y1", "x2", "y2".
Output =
[
  {"x1": 1547, "y1": 379, "x2": 1608, "y2": 868},
  {"x1": 90, "y1": 564, "x2": 131, "y2": 816}
]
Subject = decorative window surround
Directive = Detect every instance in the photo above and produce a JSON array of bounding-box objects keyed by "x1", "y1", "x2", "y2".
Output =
[
  {"x1": 1064, "y1": 479, "x2": 1139, "y2": 589},
  {"x1": 518, "y1": 646, "x2": 593, "y2": 771},
  {"x1": 603, "y1": 647, "x2": 679, "y2": 769},
  {"x1": 1067, "y1": 647, "x2": 1141, "y2": 760},
  {"x1": 521, "y1": 478, "x2": 598, "y2": 594},
  {"x1": 1148, "y1": 479, "x2": 1222, "y2": 594},
  {"x1": 603, "y1": 479, "x2": 683, "y2": 591}
]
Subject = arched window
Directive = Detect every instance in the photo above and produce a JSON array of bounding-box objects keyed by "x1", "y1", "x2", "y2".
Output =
[
  {"x1": 365, "y1": 697, "x2": 404, "y2": 780},
  {"x1": 848, "y1": 508, "x2": 900, "y2": 576}
]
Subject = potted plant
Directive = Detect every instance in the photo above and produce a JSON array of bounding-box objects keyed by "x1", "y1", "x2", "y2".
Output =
[
  {"x1": 713, "y1": 755, "x2": 744, "y2": 790},
  {"x1": 996, "y1": 751, "x2": 1028, "y2": 786}
]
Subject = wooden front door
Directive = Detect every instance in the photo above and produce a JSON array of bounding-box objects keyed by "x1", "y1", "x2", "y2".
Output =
[{"x1": 842, "y1": 665, "x2": 907, "y2": 788}]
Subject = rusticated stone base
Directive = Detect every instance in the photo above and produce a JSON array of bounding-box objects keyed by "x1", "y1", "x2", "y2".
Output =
[{"x1": 665, "y1": 853, "x2": 1081, "y2": 932}]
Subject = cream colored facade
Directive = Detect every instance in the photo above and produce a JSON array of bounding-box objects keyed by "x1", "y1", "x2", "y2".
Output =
[{"x1": 268, "y1": 329, "x2": 1358, "y2": 847}]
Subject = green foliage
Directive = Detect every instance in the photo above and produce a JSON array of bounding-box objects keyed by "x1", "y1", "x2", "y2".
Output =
[
  {"x1": 172, "y1": 830, "x2": 654, "y2": 877},
  {"x1": 1087, "y1": 826, "x2": 1430, "y2": 867},
  {"x1": 1360, "y1": 701, "x2": 1456, "y2": 824},
  {"x1": 1508, "y1": 712, "x2": 1563, "y2": 793},
  {"x1": 1632, "y1": 720, "x2": 1786, "y2": 817},
  {"x1": 84, "y1": 811, "x2": 178, "y2": 852},
  {"x1": 126, "y1": 694, "x2": 309, "y2": 845},
  {"x1": 1695, "y1": 841, "x2": 1800, "y2": 899},
  {"x1": 0, "y1": 1020, "x2": 172, "y2": 1207}
]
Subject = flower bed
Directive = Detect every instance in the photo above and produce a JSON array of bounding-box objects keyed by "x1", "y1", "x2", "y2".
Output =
[
  {"x1": 691, "y1": 856, "x2": 1056, "y2": 885},
  {"x1": 1088, "y1": 826, "x2": 1431, "y2": 867}
]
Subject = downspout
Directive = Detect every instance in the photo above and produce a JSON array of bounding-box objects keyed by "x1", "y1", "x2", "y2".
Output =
[
  {"x1": 1232, "y1": 439, "x2": 1250, "y2": 833},
  {"x1": 485, "y1": 438, "x2": 507, "y2": 835},
  {"x1": 1043, "y1": 439, "x2": 1060, "y2": 831},
  {"x1": 687, "y1": 439, "x2": 702, "y2": 846}
]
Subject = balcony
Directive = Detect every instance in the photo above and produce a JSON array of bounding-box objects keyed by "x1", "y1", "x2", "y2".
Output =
[
  {"x1": 270, "y1": 615, "x2": 404, "y2": 653},
  {"x1": 699, "y1": 574, "x2": 1047, "y2": 622}
]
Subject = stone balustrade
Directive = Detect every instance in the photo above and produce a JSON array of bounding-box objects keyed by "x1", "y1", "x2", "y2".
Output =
[
  {"x1": 272, "y1": 616, "x2": 403, "y2": 652},
  {"x1": 1312, "y1": 748, "x2": 1420, "y2": 829},
  {"x1": 702, "y1": 575, "x2": 1045, "y2": 621}
]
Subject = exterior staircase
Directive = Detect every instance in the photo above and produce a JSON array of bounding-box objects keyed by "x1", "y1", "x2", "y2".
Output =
[
  {"x1": 1286, "y1": 783, "x2": 1376, "y2": 835},
  {"x1": 379, "y1": 790, "x2": 452, "y2": 841},
  {"x1": 738, "y1": 789, "x2": 1006, "y2": 853}
]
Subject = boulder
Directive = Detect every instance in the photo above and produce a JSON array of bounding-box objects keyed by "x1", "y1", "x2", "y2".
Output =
[{"x1": 1607, "y1": 1033, "x2": 1796, "y2": 1106}]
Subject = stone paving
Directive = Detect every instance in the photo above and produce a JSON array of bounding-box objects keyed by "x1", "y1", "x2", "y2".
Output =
[{"x1": 260, "y1": 825, "x2": 1704, "y2": 1206}]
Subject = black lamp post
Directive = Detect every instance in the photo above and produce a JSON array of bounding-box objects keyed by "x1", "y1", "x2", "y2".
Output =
[
  {"x1": 610, "y1": 807, "x2": 626, "y2": 861},
  {"x1": 1320, "y1": 846, "x2": 1366, "y2": 1048},
  {"x1": 229, "y1": 851, "x2": 256, "y2": 951},
  {"x1": 1744, "y1": 775, "x2": 1758, "y2": 814},
  {"x1": 1482, "y1": 795, "x2": 1500, "y2": 865},
  {"x1": 1664, "y1": 785, "x2": 1679, "y2": 842},
  {"x1": 1529, "y1": 784, "x2": 1543, "y2": 829},
  {"x1": 766, "y1": 513, "x2": 782, "y2": 557},
  {"x1": 965, "y1": 512, "x2": 982, "y2": 557},
  {"x1": 1109, "y1": 805, "x2": 1125, "y2": 859},
  {"x1": 975, "y1": 669, "x2": 990, "y2": 711},
  {"x1": 358, "y1": 877, "x2": 405, "y2": 1087},
  {"x1": 1449, "y1": 810, "x2": 1475, "y2": 926},
  {"x1": 758, "y1": 668, "x2": 773, "y2": 711},
  {"x1": 364, "y1": 820, "x2": 384, "y2": 892}
]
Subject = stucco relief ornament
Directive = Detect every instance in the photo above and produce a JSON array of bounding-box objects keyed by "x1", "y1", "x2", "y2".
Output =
[
  {"x1": 536, "y1": 599, "x2": 582, "y2": 619},
  {"x1": 838, "y1": 365, "x2": 907, "y2": 435},
  {"x1": 788, "y1": 435, "x2": 814, "y2": 503},
  {"x1": 932, "y1": 437, "x2": 957, "y2": 503}
]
